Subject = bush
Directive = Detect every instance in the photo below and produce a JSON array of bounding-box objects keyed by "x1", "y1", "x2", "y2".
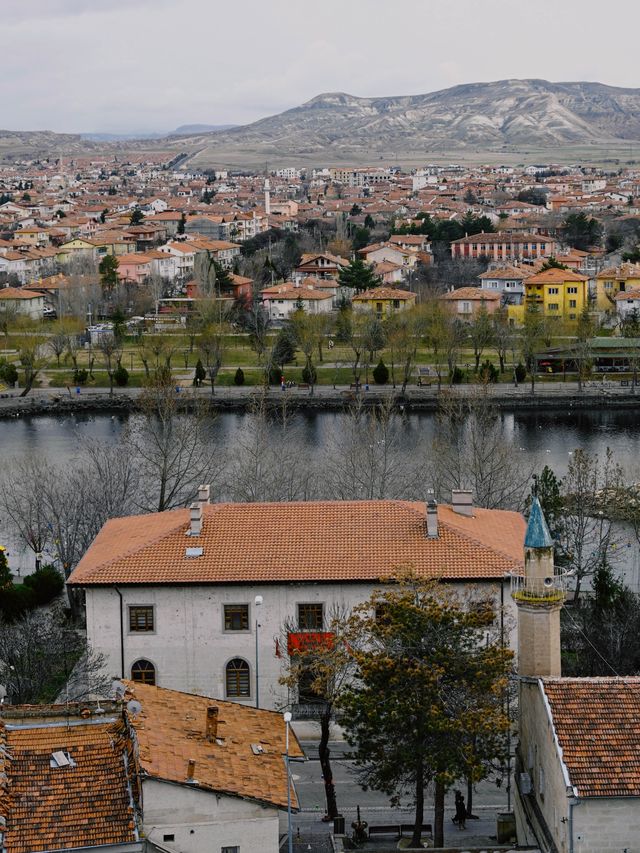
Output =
[
  {"x1": 450, "y1": 366, "x2": 465, "y2": 384},
  {"x1": 372, "y1": 359, "x2": 389, "y2": 385},
  {"x1": 268, "y1": 365, "x2": 281, "y2": 385},
  {"x1": 0, "y1": 362, "x2": 18, "y2": 386},
  {"x1": 302, "y1": 364, "x2": 317, "y2": 384},
  {"x1": 113, "y1": 365, "x2": 129, "y2": 387},
  {"x1": 194, "y1": 359, "x2": 206, "y2": 387},
  {"x1": 479, "y1": 360, "x2": 499, "y2": 383},
  {"x1": 234, "y1": 367, "x2": 245, "y2": 386},
  {"x1": 73, "y1": 368, "x2": 88, "y2": 385},
  {"x1": 23, "y1": 565, "x2": 64, "y2": 606},
  {"x1": 515, "y1": 363, "x2": 527, "y2": 383},
  {"x1": 0, "y1": 584, "x2": 35, "y2": 621}
]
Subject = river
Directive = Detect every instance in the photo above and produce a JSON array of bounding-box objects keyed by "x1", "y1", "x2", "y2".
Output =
[{"x1": 1, "y1": 408, "x2": 639, "y2": 580}]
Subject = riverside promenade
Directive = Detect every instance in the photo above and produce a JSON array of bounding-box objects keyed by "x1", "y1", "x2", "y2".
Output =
[{"x1": 0, "y1": 379, "x2": 638, "y2": 418}]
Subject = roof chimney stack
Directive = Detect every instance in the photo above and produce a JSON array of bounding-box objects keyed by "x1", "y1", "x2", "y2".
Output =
[
  {"x1": 190, "y1": 502, "x2": 202, "y2": 536},
  {"x1": 451, "y1": 489, "x2": 474, "y2": 517},
  {"x1": 426, "y1": 491, "x2": 438, "y2": 539},
  {"x1": 198, "y1": 484, "x2": 210, "y2": 505},
  {"x1": 205, "y1": 706, "x2": 218, "y2": 742}
]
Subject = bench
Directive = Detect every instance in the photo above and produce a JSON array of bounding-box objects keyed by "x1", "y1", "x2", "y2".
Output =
[
  {"x1": 368, "y1": 824, "x2": 400, "y2": 838},
  {"x1": 416, "y1": 377, "x2": 431, "y2": 387},
  {"x1": 297, "y1": 383, "x2": 309, "y2": 390},
  {"x1": 400, "y1": 823, "x2": 432, "y2": 838},
  {"x1": 349, "y1": 383, "x2": 361, "y2": 390}
]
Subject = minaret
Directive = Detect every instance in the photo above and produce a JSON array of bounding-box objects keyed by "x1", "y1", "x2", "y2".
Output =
[
  {"x1": 264, "y1": 178, "x2": 271, "y2": 216},
  {"x1": 512, "y1": 496, "x2": 564, "y2": 677}
]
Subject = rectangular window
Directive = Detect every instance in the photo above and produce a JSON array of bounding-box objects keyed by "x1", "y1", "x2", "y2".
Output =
[
  {"x1": 548, "y1": 287, "x2": 559, "y2": 294},
  {"x1": 298, "y1": 603, "x2": 324, "y2": 630},
  {"x1": 569, "y1": 300, "x2": 577, "y2": 309},
  {"x1": 129, "y1": 606, "x2": 154, "y2": 632},
  {"x1": 548, "y1": 303, "x2": 559, "y2": 311},
  {"x1": 224, "y1": 604, "x2": 249, "y2": 631},
  {"x1": 221, "y1": 847, "x2": 239, "y2": 853},
  {"x1": 163, "y1": 835, "x2": 175, "y2": 843},
  {"x1": 567, "y1": 286, "x2": 578, "y2": 294}
]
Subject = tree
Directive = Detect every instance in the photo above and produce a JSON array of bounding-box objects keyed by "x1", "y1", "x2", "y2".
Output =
[
  {"x1": 270, "y1": 326, "x2": 297, "y2": 378},
  {"x1": 561, "y1": 212, "x2": 603, "y2": 251},
  {"x1": 573, "y1": 305, "x2": 595, "y2": 392},
  {"x1": 98, "y1": 335, "x2": 122, "y2": 396},
  {"x1": 18, "y1": 337, "x2": 46, "y2": 397},
  {"x1": 290, "y1": 310, "x2": 320, "y2": 393},
  {"x1": 125, "y1": 380, "x2": 219, "y2": 513},
  {"x1": 338, "y1": 258, "x2": 381, "y2": 294},
  {"x1": 430, "y1": 394, "x2": 533, "y2": 510},
  {"x1": 194, "y1": 358, "x2": 206, "y2": 387},
  {"x1": 177, "y1": 212, "x2": 186, "y2": 234},
  {"x1": 352, "y1": 226, "x2": 371, "y2": 252},
  {"x1": 47, "y1": 325, "x2": 69, "y2": 367},
  {"x1": 492, "y1": 308, "x2": 512, "y2": 374},
  {"x1": 129, "y1": 207, "x2": 144, "y2": 225},
  {"x1": 340, "y1": 573, "x2": 512, "y2": 849},
  {"x1": 540, "y1": 256, "x2": 568, "y2": 271},
  {"x1": 385, "y1": 310, "x2": 418, "y2": 392},
  {"x1": 516, "y1": 188, "x2": 548, "y2": 206},
  {"x1": 198, "y1": 324, "x2": 226, "y2": 395},
  {"x1": 0, "y1": 302, "x2": 19, "y2": 345},
  {"x1": 0, "y1": 606, "x2": 110, "y2": 704},
  {"x1": 469, "y1": 302, "x2": 494, "y2": 371},
  {"x1": 99, "y1": 254, "x2": 119, "y2": 292},
  {"x1": 521, "y1": 302, "x2": 545, "y2": 393}
]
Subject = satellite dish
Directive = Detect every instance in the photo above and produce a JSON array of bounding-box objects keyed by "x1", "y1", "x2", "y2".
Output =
[
  {"x1": 543, "y1": 577, "x2": 554, "y2": 588},
  {"x1": 126, "y1": 699, "x2": 142, "y2": 718},
  {"x1": 112, "y1": 680, "x2": 126, "y2": 699}
]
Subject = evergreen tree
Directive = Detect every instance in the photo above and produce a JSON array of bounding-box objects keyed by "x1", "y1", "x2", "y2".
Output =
[{"x1": 338, "y1": 258, "x2": 381, "y2": 293}]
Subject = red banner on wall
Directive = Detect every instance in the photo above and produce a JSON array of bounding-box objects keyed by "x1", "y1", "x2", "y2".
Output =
[{"x1": 287, "y1": 632, "x2": 334, "y2": 655}]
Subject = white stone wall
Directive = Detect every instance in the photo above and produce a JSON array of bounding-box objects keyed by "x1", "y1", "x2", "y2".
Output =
[
  {"x1": 142, "y1": 778, "x2": 279, "y2": 853},
  {"x1": 574, "y1": 798, "x2": 640, "y2": 853},
  {"x1": 84, "y1": 579, "x2": 516, "y2": 711}
]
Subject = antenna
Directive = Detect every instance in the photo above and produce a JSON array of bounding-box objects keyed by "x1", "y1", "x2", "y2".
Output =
[{"x1": 126, "y1": 699, "x2": 142, "y2": 718}]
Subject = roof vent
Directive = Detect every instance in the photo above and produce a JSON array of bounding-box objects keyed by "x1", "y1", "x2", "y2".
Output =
[
  {"x1": 185, "y1": 547, "x2": 203, "y2": 558},
  {"x1": 451, "y1": 489, "x2": 474, "y2": 517},
  {"x1": 198, "y1": 484, "x2": 210, "y2": 505},
  {"x1": 50, "y1": 751, "x2": 76, "y2": 769}
]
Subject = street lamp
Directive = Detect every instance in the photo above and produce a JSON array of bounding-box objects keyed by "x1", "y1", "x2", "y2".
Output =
[
  {"x1": 284, "y1": 710, "x2": 293, "y2": 853},
  {"x1": 254, "y1": 594, "x2": 263, "y2": 708}
]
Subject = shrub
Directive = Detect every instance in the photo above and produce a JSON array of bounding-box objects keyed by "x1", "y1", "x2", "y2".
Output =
[
  {"x1": 302, "y1": 364, "x2": 317, "y2": 384},
  {"x1": 450, "y1": 366, "x2": 465, "y2": 384},
  {"x1": 234, "y1": 367, "x2": 245, "y2": 386},
  {"x1": 268, "y1": 365, "x2": 281, "y2": 385},
  {"x1": 0, "y1": 584, "x2": 35, "y2": 621},
  {"x1": 23, "y1": 565, "x2": 64, "y2": 606},
  {"x1": 194, "y1": 359, "x2": 206, "y2": 387},
  {"x1": 479, "y1": 360, "x2": 499, "y2": 383},
  {"x1": 515, "y1": 363, "x2": 527, "y2": 383},
  {"x1": 113, "y1": 365, "x2": 129, "y2": 386},
  {"x1": 372, "y1": 359, "x2": 389, "y2": 385},
  {"x1": 73, "y1": 368, "x2": 88, "y2": 385},
  {"x1": 0, "y1": 362, "x2": 18, "y2": 386}
]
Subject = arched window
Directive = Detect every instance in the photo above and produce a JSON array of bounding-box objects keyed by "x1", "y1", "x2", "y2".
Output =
[
  {"x1": 225, "y1": 658, "x2": 250, "y2": 698},
  {"x1": 131, "y1": 659, "x2": 156, "y2": 685}
]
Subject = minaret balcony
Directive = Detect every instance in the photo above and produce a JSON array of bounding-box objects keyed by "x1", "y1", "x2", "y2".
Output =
[{"x1": 510, "y1": 573, "x2": 566, "y2": 604}]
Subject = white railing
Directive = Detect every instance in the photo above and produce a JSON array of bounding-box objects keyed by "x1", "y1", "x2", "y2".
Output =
[{"x1": 510, "y1": 574, "x2": 566, "y2": 604}]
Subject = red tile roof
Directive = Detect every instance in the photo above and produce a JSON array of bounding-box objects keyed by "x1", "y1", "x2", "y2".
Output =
[
  {"x1": 543, "y1": 677, "x2": 640, "y2": 797},
  {"x1": 68, "y1": 500, "x2": 525, "y2": 587}
]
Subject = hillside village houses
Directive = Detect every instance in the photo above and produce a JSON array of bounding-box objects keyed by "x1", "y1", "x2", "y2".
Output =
[{"x1": 67, "y1": 491, "x2": 525, "y2": 713}]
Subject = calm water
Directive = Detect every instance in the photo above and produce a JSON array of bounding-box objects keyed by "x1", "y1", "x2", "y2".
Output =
[{"x1": 1, "y1": 408, "x2": 640, "y2": 574}]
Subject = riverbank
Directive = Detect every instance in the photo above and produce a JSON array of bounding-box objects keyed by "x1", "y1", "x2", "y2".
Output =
[{"x1": 1, "y1": 381, "x2": 640, "y2": 418}]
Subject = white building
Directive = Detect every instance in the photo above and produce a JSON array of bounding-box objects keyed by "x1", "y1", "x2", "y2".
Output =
[
  {"x1": 67, "y1": 494, "x2": 524, "y2": 713},
  {"x1": 260, "y1": 282, "x2": 334, "y2": 321},
  {"x1": 0, "y1": 286, "x2": 44, "y2": 318}
]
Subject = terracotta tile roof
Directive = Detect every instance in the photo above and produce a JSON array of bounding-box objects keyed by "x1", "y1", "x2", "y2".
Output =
[
  {"x1": 542, "y1": 677, "x2": 640, "y2": 798},
  {"x1": 0, "y1": 716, "x2": 138, "y2": 852},
  {"x1": 526, "y1": 268, "x2": 589, "y2": 284},
  {"x1": 441, "y1": 287, "x2": 501, "y2": 301},
  {"x1": 478, "y1": 266, "x2": 530, "y2": 280},
  {"x1": 67, "y1": 500, "x2": 525, "y2": 587},
  {"x1": 124, "y1": 682, "x2": 303, "y2": 809},
  {"x1": 353, "y1": 286, "x2": 415, "y2": 301}
]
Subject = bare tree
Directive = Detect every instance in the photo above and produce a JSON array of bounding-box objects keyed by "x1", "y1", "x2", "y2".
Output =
[
  {"x1": 18, "y1": 336, "x2": 46, "y2": 397},
  {"x1": 126, "y1": 380, "x2": 220, "y2": 512},
  {"x1": 322, "y1": 397, "x2": 424, "y2": 500},
  {"x1": 48, "y1": 326, "x2": 68, "y2": 367},
  {"x1": 0, "y1": 455, "x2": 53, "y2": 568},
  {"x1": 0, "y1": 302, "x2": 19, "y2": 344},
  {"x1": 0, "y1": 606, "x2": 110, "y2": 704},
  {"x1": 198, "y1": 324, "x2": 226, "y2": 396},
  {"x1": 98, "y1": 335, "x2": 123, "y2": 395},
  {"x1": 429, "y1": 392, "x2": 534, "y2": 510}
]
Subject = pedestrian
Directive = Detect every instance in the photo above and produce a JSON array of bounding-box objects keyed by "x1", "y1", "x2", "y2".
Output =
[
  {"x1": 281, "y1": 375, "x2": 285, "y2": 391},
  {"x1": 452, "y1": 790, "x2": 466, "y2": 830}
]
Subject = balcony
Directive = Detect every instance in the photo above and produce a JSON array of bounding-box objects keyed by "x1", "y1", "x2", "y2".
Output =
[{"x1": 510, "y1": 574, "x2": 566, "y2": 605}]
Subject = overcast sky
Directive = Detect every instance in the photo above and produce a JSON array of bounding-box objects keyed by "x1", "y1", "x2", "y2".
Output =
[{"x1": 3, "y1": 0, "x2": 639, "y2": 134}]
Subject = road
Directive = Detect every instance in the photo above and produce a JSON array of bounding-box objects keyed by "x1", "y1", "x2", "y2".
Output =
[{"x1": 279, "y1": 739, "x2": 514, "y2": 851}]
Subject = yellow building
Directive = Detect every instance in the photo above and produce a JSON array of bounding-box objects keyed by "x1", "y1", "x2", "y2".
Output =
[
  {"x1": 352, "y1": 286, "x2": 416, "y2": 318},
  {"x1": 523, "y1": 267, "x2": 589, "y2": 324},
  {"x1": 595, "y1": 263, "x2": 640, "y2": 315},
  {"x1": 55, "y1": 238, "x2": 99, "y2": 265}
]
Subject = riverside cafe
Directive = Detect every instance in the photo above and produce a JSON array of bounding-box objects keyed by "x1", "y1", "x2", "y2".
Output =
[{"x1": 535, "y1": 337, "x2": 640, "y2": 378}]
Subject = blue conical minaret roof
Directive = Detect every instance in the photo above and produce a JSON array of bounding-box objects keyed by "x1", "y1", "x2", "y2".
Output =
[{"x1": 525, "y1": 496, "x2": 554, "y2": 549}]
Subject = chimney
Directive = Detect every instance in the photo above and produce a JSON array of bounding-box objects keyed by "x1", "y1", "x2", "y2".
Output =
[
  {"x1": 198, "y1": 484, "x2": 210, "y2": 505},
  {"x1": 451, "y1": 489, "x2": 474, "y2": 517},
  {"x1": 205, "y1": 706, "x2": 218, "y2": 742},
  {"x1": 426, "y1": 491, "x2": 438, "y2": 539},
  {"x1": 186, "y1": 759, "x2": 196, "y2": 782},
  {"x1": 190, "y1": 502, "x2": 202, "y2": 536}
]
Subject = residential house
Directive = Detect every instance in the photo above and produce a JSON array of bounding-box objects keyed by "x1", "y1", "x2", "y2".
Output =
[
  {"x1": 478, "y1": 266, "x2": 528, "y2": 306},
  {"x1": 117, "y1": 254, "x2": 152, "y2": 285},
  {"x1": 0, "y1": 286, "x2": 45, "y2": 318},
  {"x1": 260, "y1": 282, "x2": 333, "y2": 320},
  {"x1": 0, "y1": 684, "x2": 302, "y2": 853},
  {"x1": 522, "y1": 268, "x2": 589, "y2": 324},
  {"x1": 450, "y1": 232, "x2": 556, "y2": 261},
  {"x1": 595, "y1": 263, "x2": 640, "y2": 315},
  {"x1": 440, "y1": 286, "x2": 501, "y2": 320},
  {"x1": 352, "y1": 285, "x2": 416, "y2": 317},
  {"x1": 293, "y1": 253, "x2": 348, "y2": 282},
  {"x1": 56, "y1": 237, "x2": 99, "y2": 265},
  {"x1": 66, "y1": 493, "x2": 524, "y2": 713},
  {"x1": 358, "y1": 242, "x2": 417, "y2": 271},
  {"x1": 388, "y1": 234, "x2": 432, "y2": 254},
  {"x1": 614, "y1": 289, "x2": 640, "y2": 322}
]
